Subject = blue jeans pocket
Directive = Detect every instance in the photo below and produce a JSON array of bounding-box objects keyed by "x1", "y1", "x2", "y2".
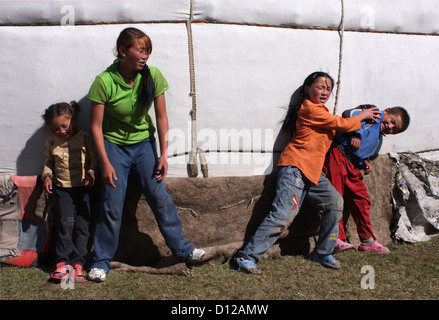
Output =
[
  {"x1": 273, "y1": 166, "x2": 306, "y2": 220},
  {"x1": 288, "y1": 167, "x2": 306, "y2": 190},
  {"x1": 278, "y1": 166, "x2": 306, "y2": 191}
]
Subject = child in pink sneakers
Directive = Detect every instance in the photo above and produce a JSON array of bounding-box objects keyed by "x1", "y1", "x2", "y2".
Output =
[{"x1": 326, "y1": 105, "x2": 410, "y2": 254}]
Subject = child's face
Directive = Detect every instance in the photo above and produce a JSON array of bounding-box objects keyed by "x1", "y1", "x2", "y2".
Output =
[
  {"x1": 50, "y1": 115, "x2": 73, "y2": 140},
  {"x1": 381, "y1": 109, "x2": 403, "y2": 134},
  {"x1": 304, "y1": 76, "x2": 333, "y2": 105}
]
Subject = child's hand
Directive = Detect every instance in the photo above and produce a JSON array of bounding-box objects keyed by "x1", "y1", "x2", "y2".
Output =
[
  {"x1": 84, "y1": 170, "x2": 95, "y2": 187},
  {"x1": 43, "y1": 176, "x2": 53, "y2": 194},
  {"x1": 350, "y1": 137, "x2": 361, "y2": 151},
  {"x1": 357, "y1": 107, "x2": 381, "y2": 123},
  {"x1": 363, "y1": 160, "x2": 372, "y2": 175}
]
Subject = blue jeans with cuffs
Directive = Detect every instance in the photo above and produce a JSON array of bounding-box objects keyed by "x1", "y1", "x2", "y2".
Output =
[
  {"x1": 239, "y1": 166, "x2": 343, "y2": 263},
  {"x1": 90, "y1": 137, "x2": 194, "y2": 272}
]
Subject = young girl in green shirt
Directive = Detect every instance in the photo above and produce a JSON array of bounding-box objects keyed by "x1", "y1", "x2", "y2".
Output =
[{"x1": 87, "y1": 28, "x2": 205, "y2": 282}]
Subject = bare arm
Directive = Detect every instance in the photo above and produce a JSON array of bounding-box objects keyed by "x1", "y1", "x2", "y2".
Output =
[
  {"x1": 154, "y1": 93, "x2": 169, "y2": 181},
  {"x1": 90, "y1": 101, "x2": 117, "y2": 188}
]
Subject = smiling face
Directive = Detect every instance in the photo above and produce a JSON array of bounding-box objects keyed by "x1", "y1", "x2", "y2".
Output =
[
  {"x1": 304, "y1": 76, "x2": 333, "y2": 105},
  {"x1": 49, "y1": 115, "x2": 73, "y2": 140},
  {"x1": 381, "y1": 109, "x2": 404, "y2": 134}
]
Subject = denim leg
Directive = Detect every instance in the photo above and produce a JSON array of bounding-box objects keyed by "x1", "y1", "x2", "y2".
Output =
[
  {"x1": 133, "y1": 138, "x2": 194, "y2": 258},
  {"x1": 69, "y1": 187, "x2": 91, "y2": 266},
  {"x1": 240, "y1": 166, "x2": 307, "y2": 263},
  {"x1": 91, "y1": 140, "x2": 131, "y2": 272},
  {"x1": 54, "y1": 187, "x2": 75, "y2": 265},
  {"x1": 307, "y1": 173, "x2": 344, "y2": 255},
  {"x1": 55, "y1": 187, "x2": 91, "y2": 266}
]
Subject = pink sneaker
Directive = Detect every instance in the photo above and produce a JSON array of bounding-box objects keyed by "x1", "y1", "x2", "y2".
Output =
[
  {"x1": 358, "y1": 240, "x2": 390, "y2": 254},
  {"x1": 333, "y1": 239, "x2": 354, "y2": 253}
]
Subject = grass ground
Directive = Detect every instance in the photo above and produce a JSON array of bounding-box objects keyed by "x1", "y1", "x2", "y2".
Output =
[{"x1": 1, "y1": 236, "x2": 438, "y2": 302}]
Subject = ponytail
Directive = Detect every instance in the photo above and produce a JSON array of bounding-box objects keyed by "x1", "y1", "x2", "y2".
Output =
[
  {"x1": 281, "y1": 88, "x2": 305, "y2": 137},
  {"x1": 139, "y1": 64, "x2": 155, "y2": 108}
]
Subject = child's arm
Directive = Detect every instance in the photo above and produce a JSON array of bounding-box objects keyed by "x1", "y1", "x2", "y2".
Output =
[
  {"x1": 42, "y1": 176, "x2": 52, "y2": 193},
  {"x1": 154, "y1": 93, "x2": 169, "y2": 181},
  {"x1": 303, "y1": 102, "x2": 380, "y2": 133},
  {"x1": 42, "y1": 140, "x2": 54, "y2": 193},
  {"x1": 84, "y1": 134, "x2": 97, "y2": 187}
]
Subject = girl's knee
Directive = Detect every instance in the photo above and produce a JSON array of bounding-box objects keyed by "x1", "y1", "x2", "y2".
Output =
[
  {"x1": 334, "y1": 193, "x2": 344, "y2": 212},
  {"x1": 328, "y1": 192, "x2": 344, "y2": 221}
]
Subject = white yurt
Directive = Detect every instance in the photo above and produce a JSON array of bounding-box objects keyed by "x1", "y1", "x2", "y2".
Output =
[{"x1": 1, "y1": 1, "x2": 438, "y2": 267}]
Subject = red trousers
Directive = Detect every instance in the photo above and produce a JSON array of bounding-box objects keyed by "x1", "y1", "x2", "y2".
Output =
[{"x1": 325, "y1": 147, "x2": 375, "y2": 241}]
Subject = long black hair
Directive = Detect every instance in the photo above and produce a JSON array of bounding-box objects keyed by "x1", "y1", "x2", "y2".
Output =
[
  {"x1": 116, "y1": 27, "x2": 155, "y2": 108},
  {"x1": 281, "y1": 71, "x2": 334, "y2": 137},
  {"x1": 139, "y1": 64, "x2": 155, "y2": 108}
]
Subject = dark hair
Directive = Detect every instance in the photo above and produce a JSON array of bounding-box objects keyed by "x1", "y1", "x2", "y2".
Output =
[
  {"x1": 281, "y1": 71, "x2": 334, "y2": 137},
  {"x1": 42, "y1": 101, "x2": 80, "y2": 126},
  {"x1": 387, "y1": 106, "x2": 410, "y2": 133},
  {"x1": 116, "y1": 27, "x2": 155, "y2": 108}
]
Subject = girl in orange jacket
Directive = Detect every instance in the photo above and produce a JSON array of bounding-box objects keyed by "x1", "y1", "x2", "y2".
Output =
[{"x1": 234, "y1": 72, "x2": 381, "y2": 272}]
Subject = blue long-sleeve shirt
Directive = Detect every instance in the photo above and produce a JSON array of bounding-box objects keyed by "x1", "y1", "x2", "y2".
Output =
[{"x1": 332, "y1": 105, "x2": 383, "y2": 168}]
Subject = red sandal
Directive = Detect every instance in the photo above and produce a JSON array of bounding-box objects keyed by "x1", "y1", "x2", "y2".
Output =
[
  {"x1": 51, "y1": 262, "x2": 71, "y2": 280},
  {"x1": 73, "y1": 264, "x2": 87, "y2": 283}
]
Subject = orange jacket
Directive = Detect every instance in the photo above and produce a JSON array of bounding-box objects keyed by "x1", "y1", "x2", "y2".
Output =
[{"x1": 277, "y1": 99, "x2": 361, "y2": 185}]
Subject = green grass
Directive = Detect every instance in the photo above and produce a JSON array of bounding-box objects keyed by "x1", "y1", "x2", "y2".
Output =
[{"x1": 1, "y1": 236, "x2": 439, "y2": 301}]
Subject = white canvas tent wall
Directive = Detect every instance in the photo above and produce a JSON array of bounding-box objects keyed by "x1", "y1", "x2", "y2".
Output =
[{"x1": 1, "y1": 0, "x2": 439, "y2": 178}]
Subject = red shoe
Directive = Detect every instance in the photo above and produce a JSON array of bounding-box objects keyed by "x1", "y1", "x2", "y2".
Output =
[
  {"x1": 51, "y1": 262, "x2": 71, "y2": 280},
  {"x1": 74, "y1": 264, "x2": 87, "y2": 283}
]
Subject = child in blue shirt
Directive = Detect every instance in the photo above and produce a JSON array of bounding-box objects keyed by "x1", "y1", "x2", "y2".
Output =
[{"x1": 326, "y1": 105, "x2": 410, "y2": 253}]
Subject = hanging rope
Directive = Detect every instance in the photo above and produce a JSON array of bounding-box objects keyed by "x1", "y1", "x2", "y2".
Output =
[
  {"x1": 185, "y1": 1, "x2": 345, "y2": 175},
  {"x1": 186, "y1": 0, "x2": 208, "y2": 177},
  {"x1": 333, "y1": 0, "x2": 345, "y2": 115}
]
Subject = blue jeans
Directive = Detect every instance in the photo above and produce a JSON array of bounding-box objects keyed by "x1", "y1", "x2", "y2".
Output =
[
  {"x1": 240, "y1": 166, "x2": 343, "y2": 263},
  {"x1": 54, "y1": 186, "x2": 91, "y2": 266},
  {"x1": 90, "y1": 137, "x2": 194, "y2": 272}
]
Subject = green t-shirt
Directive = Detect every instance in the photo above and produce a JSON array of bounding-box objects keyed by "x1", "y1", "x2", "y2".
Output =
[{"x1": 87, "y1": 59, "x2": 169, "y2": 145}]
